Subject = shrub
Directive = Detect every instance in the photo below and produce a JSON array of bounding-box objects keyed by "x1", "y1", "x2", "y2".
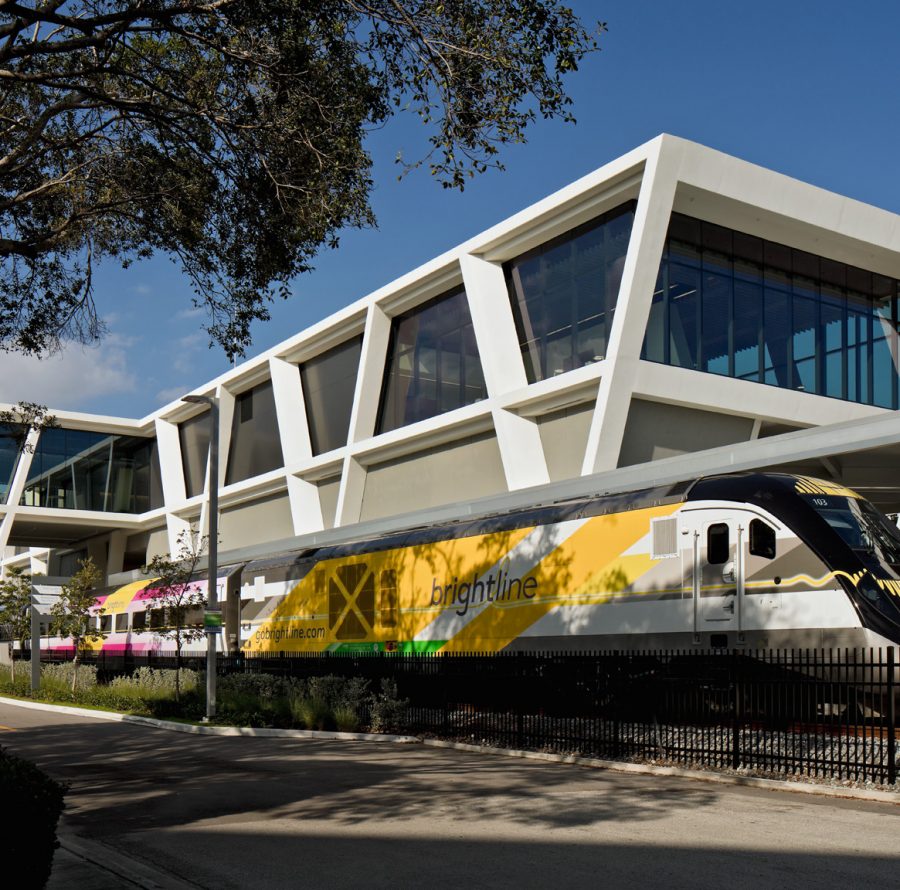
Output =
[
  {"x1": 0, "y1": 663, "x2": 30, "y2": 696},
  {"x1": 307, "y1": 675, "x2": 369, "y2": 713},
  {"x1": 0, "y1": 746, "x2": 66, "y2": 887},
  {"x1": 291, "y1": 695, "x2": 334, "y2": 731},
  {"x1": 333, "y1": 705, "x2": 359, "y2": 733},
  {"x1": 370, "y1": 678, "x2": 409, "y2": 733},
  {"x1": 109, "y1": 667, "x2": 199, "y2": 699},
  {"x1": 41, "y1": 662, "x2": 97, "y2": 698},
  {"x1": 217, "y1": 672, "x2": 290, "y2": 702}
]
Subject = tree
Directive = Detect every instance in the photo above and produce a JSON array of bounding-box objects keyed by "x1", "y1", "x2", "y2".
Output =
[
  {"x1": 0, "y1": 2, "x2": 602, "y2": 358},
  {"x1": 142, "y1": 531, "x2": 207, "y2": 701},
  {"x1": 0, "y1": 400, "x2": 57, "y2": 454},
  {"x1": 49, "y1": 556, "x2": 103, "y2": 691},
  {"x1": 0, "y1": 566, "x2": 31, "y2": 681}
]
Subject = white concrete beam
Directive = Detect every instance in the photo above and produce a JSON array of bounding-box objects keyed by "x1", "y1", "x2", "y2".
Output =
[
  {"x1": 492, "y1": 409, "x2": 549, "y2": 490},
  {"x1": 346, "y1": 304, "x2": 391, "y2": 445},
  {"x1": 460, "y1": 253, "x2": 528, "y2": 395},
  {"x1": 583, "y1": 138, "x2": 682, "y2": 474},
  {"x1": 154, "y1": 418, "x2": 186, "y2": 505}
]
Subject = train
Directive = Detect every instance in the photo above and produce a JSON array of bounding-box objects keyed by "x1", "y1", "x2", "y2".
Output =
[{"x1": 33, "y1": 471, "x2": 900, "y2": 658}]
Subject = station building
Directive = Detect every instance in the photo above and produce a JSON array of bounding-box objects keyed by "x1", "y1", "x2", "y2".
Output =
[{"x1": 3, "y1": 134, "x2": 900, "y2": 588}]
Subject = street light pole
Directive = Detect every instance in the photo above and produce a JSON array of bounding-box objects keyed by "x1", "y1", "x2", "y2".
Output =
[{"x1": 182, "y1": 394, "x2": 219, "y2": 720}]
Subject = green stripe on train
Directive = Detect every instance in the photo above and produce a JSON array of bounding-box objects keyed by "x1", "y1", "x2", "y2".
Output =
[{"x1": 327, "y1": 640, "x2": 446, "y2": 654}]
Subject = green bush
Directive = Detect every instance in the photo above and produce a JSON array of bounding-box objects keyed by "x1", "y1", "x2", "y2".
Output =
[
  {"x1": 108, "y1": 667, "x2": 199, "y2": 699},
  {"x1": 0, "y1": 746, "x2": 66, "y2": 887},
  {"x1": 307, "y1": 675, "x2": 369, "y2": 713},
  {"x1": 40, "y1": 662, "x2": 97, "y2": 697},
  {"x1": 370, "y1": 678, "x2": 409, "y2": 733},
  {"x1": 291, "y1": 695, "x2": 334, "y2": 731},
  {"x1": 0, "y1": 662, "x2": 31, "y2": 696},
  {"x1": 333, "y1": 704, "x2": 359, "y2": 733}
]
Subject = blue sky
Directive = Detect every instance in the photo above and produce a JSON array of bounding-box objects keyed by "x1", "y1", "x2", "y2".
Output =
[{"x1": 2, "y1": 0, "x2": 899, "y2": 418}]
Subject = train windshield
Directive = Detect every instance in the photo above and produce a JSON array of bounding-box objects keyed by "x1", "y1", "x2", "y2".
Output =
[{"x1": 804, "y1": 494, "x2": 900, "y2": 566}]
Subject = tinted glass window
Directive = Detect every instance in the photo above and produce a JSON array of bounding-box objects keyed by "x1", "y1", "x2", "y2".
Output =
[
  {"x1": 0, "y1": 423, "x2": 24, "y2": 504},
  {"x1": 707, "y1": 523, "x2": 730, "y2": 565},
  {"x1": 115, "y1": 613, "x2": 129, "y2": 632},
  {"x1": 225, "y1": 380, "x2": 284, "y2": 485},
  {"x1": 20, "y1": 428, "x2": 162, "y2": 513},
  {"x1": 377, "y1": 289, "x2": 486, "y2": 433},
  {"x1": 642, "y1": 212, "x2": 900, "y2": 408},
  {"x1": 179, "y1": 410, "x2": 210, "y2": 499},
  {"x1": 506, "y1": 202, "x2": 635, "y2": 382},
  {"x1": 300, "y1": 337, "x2": 363, "y2": 455},
  {"x1": 749, "y1": 519, "x2": 776, "y2": 559}
]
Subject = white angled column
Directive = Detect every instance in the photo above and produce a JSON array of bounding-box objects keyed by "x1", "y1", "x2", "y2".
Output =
[
  {"x1": 583, "y1": 136, "x2": 683, "y2": 474},
  {"x1": 345, "y1": 304, "x2": 392, "y2": 445},
  {"x1": 191, "y1": 385, "x2": 234, "y2": 551},
  {"x1": 155, "y1": 418, "x2": 186, "y2": 505},
  {"x1": 0, "y1": 428, "x2": 39, "y2": 554},
  {"x1": 269, "y1": 356, "x2": 324, "y2": 535},
  {"x1": 461, "y1": 253, "x2": 549, "y2": 489},
  {"x1": 335, "y1": 304, "x2": 391, "y2": 526}
]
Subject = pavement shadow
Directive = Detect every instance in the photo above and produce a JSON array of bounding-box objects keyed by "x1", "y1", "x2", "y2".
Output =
[{"x1": 2, "y1": 713, "x2": 722, "y2": 836}]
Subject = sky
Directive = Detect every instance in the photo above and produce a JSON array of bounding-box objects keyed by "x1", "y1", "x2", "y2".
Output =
[{"x1": 2, "y1": 0, "x2": 900, "y2": 419}]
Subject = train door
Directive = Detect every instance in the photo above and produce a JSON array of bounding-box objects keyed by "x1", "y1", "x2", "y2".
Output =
[{"x1": 682, "y1": 512, "x2": 744, "y2": 642}]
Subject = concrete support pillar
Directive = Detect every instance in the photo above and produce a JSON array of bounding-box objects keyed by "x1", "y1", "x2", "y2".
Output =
[{"x1": 583, "y1": 138, "x2": 683, "y2": 474}]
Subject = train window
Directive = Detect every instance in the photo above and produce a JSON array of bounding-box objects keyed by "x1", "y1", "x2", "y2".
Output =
[
  {"x1": 149, "y1": 608, "x2": 166, "y2": 629},
  {"x1": 132, "y1": 610, "x2": 147, "y2": 629},
  {"x1": 707, "y1": 523, "x2": 730, "y2": 564},
  {"x1": 115, "y1": 613, "x2": 129, "y2": 632},
  {"x1": 749, "y1": 519, "x2": 776, "y2": 559},
  {"x1": 380, "y1": 570, "x2": 398, "y2": 629},
  {"x1": 99, "y1": 614, "x2": 112, "y2": 633}
]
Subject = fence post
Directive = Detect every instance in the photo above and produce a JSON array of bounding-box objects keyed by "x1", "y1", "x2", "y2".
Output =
[
  {"x1": 888, "y1": 648, "x2": 896, "y2": 786},
  {"x1": 732, "y1": 650, "x2": 742, "y2": 771}
]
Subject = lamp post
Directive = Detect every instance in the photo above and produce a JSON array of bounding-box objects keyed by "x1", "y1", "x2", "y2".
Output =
[{"x1": 182, "y1": 394, "x2": 219, "y2": 720}]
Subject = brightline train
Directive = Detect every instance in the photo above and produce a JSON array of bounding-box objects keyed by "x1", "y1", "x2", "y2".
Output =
[{"x1": 35, "y1": 473, "x2": 900, "y2": 656}]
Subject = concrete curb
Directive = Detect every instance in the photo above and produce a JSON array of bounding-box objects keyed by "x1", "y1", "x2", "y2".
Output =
[
  {"x1": 0, "y1": 694, "x2": 419, "y2": 743},
  {"x1": 3, "y1": 694, "x2": 898, "y2": 804},
  {"x1": 57, "y1": 832, "x2": 201, "y2": 890}
]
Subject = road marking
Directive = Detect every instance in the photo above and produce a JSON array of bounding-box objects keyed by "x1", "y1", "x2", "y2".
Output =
[{"x1": 0, "y1": 724, "x2": 17, "y2": 732}]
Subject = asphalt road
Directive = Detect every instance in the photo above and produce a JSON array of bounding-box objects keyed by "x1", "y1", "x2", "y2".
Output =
[{"x1": 2, "y1": 702, "x2": 899, "y2": 890}]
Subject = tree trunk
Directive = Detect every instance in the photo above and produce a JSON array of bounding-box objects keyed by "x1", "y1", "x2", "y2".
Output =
[
  {"x1": 175, "y1": 629, "x2": 182, "y2": 703},
  {"x1": 71, "y1": 644, "x2": 80, "y2": 693},
  {"x1": 9, "y1": 644, "x2": 14, "y2": 683}
]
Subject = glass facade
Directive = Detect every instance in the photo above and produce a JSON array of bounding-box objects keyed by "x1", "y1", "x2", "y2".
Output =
[
  {"x1": 505, "y1": 202, "x2": 635, "y2": 382},
  {"x1": 225, "y1": 380, "x2": 284, "y2": 485},
  {"x1": 300, "y1": 337, "x2": 363, "y2": 455},
  {"x1": 377, "y1": 288, "x2": 487, "y2": 434},
  {"x1": 0, "y1": 423, "x2": 24, "y2": 504},
  {"x1": 642, "y1": 213, "x2": 900, "y2": 407},
  {"x1": 20, "y1": 428, "x2": 162, "y2": 512},
  {"x1": 179, "y1": 410, "x2": 210, "y2": 499}
]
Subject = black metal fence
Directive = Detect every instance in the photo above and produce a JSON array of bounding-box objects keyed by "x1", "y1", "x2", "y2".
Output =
[{"x1": 30, "y1": 647, "x2": 899, "y2": 786}]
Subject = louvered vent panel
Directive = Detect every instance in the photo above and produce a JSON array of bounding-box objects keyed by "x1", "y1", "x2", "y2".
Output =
[{"x1": 651, "y1": 517, "x2": 679, "y2": 559}]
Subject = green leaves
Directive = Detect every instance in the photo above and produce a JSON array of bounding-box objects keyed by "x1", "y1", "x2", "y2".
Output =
[{"x1": 0, "y1": 1, "x2": 600, "y2": 358}]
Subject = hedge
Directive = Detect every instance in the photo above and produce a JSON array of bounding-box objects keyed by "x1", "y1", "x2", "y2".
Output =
[{"x1": 0, "y1": 746, "x2": 66, "y2": 888}]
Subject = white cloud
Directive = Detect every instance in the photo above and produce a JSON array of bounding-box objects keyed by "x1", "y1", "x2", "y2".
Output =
[
  {"x1": 0, "y1": 336, "x2": 138, "y2": 411},
  {"x1": 174, "y1": 305, "x2": 204, "y2": 320},
  {"x1": 171, "y1": 331, "x2": 207, "y2": 375}
]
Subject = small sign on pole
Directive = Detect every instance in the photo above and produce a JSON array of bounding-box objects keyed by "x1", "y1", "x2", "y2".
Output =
[{"x1": 203, "y1": 610, "x2": 223, "y2": 633}]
